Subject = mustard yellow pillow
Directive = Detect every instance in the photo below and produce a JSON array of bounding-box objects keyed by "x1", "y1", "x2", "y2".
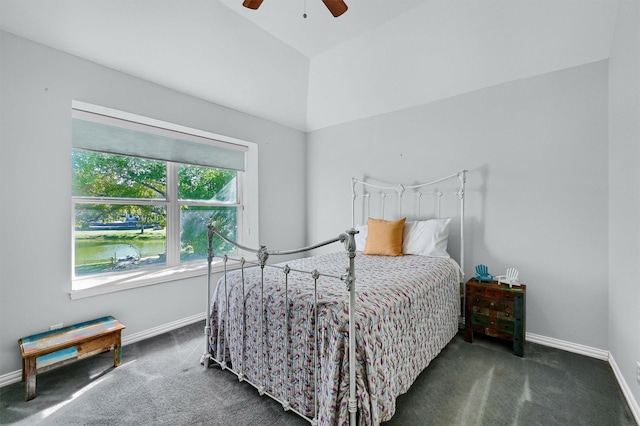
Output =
[{"x1": 363, "y1": 217, "x2": 406, "y2": 256}]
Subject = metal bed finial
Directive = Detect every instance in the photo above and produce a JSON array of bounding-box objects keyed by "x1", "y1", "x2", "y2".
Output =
[{"x1": 257, "y1": 246, "x2": 269, "y2": 268}]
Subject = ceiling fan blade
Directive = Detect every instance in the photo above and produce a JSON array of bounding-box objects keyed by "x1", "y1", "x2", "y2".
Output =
[
  {"x1": 242, "y1": 0, "x2": 264, "y2": 10},
  {"x1": 322, "y1": 0, "x2": 348, "y2": 17}
]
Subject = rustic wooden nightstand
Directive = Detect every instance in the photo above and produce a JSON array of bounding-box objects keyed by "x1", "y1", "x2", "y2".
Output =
[{"x1": 464, "y1": 278, "x2": 526, "y2": 356}]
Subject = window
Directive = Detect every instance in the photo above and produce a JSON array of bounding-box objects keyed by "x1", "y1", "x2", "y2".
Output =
[{"x1": 71, "y1": 102, "x2": 258, "y2": 298}]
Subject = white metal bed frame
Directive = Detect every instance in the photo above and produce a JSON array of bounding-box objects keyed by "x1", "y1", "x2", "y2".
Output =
[{"x1": 202, "y1": 170, "x2": 467, "y2": 426}]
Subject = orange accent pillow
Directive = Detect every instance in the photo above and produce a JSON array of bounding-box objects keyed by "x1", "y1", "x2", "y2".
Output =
[{"x1": 363, "y1": 218, "x2": 406, "y2": 256}]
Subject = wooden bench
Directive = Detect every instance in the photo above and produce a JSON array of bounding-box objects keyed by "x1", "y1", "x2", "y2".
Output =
[{"x1": 19, "y1": 316, "x2": 125, "y2": 401}]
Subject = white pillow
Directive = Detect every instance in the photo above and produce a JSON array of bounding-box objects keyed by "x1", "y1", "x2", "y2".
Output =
[
  {"x1": 402, "y1": 218, "x2": 452, "y2": 257},
  {"x1": 354, "y1": 225, "x2": 368, "y2": 251}
]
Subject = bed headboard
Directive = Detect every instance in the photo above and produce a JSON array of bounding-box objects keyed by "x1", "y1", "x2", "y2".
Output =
[{"x1": 351, "y1": 170, "x2": 467, "y2": 278}]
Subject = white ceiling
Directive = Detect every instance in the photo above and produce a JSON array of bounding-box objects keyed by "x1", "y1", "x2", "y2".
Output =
[
  {"x1": 217, "y1": 0, "x2": 426, "y2": 58},
  {"x1": 0, "y1": 0, "x2": 619, "y2": 132}
]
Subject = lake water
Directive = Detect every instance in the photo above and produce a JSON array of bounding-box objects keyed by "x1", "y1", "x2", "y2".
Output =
[{"x1": 76, "y1": 239, "x2": 167, "y2": 264}]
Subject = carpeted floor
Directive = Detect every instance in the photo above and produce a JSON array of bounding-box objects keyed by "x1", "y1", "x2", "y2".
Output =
[{"x1": 0, "y1": 320, "x2": 636, "y2": 425}]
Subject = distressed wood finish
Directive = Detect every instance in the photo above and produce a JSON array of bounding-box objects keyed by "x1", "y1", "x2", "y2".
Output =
[
  {"x1": 464, "y1": 278, "x2": 526, "y2": 356},
  {"x1": 19, "y1": 316, "x2": 125, "y2": 401}
]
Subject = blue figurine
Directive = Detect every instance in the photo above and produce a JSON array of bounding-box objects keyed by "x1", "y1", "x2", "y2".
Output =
[{"x1": 475, "y1": 264, "x2": 493, "y2": 282}]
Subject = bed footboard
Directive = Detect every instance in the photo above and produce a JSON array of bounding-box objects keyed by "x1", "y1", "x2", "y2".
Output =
[{"x1": 202, "y1": 224, "x2": 358, "y2": 426}]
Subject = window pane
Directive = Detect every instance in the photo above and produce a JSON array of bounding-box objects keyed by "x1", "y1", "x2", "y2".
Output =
[
  {"x1": 74, "y1": 204, "x2": 167, "y2": 276},
  {"x1": 72, "y1": 150, "x2": 167, "y2": 199},
  {"x1": 180, "y1": 206, "x2": 238, "y2": 262},
  {"x1": 178, "y1": 164, "x2": 237, "y2": 202}
]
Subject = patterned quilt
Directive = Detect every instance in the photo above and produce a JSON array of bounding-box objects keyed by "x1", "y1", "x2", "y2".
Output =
[{"x1": 209, "y1": 252, "x2": 459, "y2": 426}]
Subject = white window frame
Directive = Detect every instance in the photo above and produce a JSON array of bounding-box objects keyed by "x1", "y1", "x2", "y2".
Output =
[{"x1": 70, "y1": 101, "x2": 259, "y2": 300}]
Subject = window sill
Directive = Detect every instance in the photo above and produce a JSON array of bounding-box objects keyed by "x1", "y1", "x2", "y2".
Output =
[{"x1": 69, "y1": 255, "x2": 258, "y2": 300}]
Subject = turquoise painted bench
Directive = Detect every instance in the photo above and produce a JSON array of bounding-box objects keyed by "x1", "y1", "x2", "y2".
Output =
[{"x1": 19, "y1": 316, "x2": 125, "y2": 401}]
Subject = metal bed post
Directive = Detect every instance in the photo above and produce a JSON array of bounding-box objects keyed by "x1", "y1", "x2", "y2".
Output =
[
  {"x1": 201, "y1": 225, "x2": 215, "y2": 368},
  {"x1": 258, "y1": 247, "x2": 268, "y2": 396},
  {"x1": 351, "y1": 178, "x2": 357, "y2": 228},
  {"x1": 458, "y1": 170, "x2": 466, "y2": 280},
  {"x1": 344, "y1": 228, "x2": 358, "y2": 426},
  {"x1": 239, "y1": 259, "x2": 246, "y2": 380},
  {"x1": 312, "y1": 270, "x2": 320, "y2": 426},
  {"x1": 458, "y1": 170, "x2": 467, "y2": 323},
  {"x1": 282, "y1": 265, "x2": 291, "y2": 412},
  {"x1": 397, "y1": 184, "x2": 405, "y2": 218},
  {"x1": 223, "y1": 255, "x2": 229, "y2": 370}
]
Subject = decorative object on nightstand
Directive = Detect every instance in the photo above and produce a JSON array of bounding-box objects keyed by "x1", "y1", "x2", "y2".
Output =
[
  {"x1": 475, "y1": 264, "x2": 493, "y2": 282},
  {"x1": 464, "y1": 278, "x2": 526, "y2": 357},
  {"x1": 496, "y1": 268, "x2": 521, "y2": 288}
]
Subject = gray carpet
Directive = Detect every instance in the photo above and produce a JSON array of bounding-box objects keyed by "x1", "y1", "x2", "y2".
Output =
[{"x1": 0, "y1": 320, "x2": 636, "y2": 425}]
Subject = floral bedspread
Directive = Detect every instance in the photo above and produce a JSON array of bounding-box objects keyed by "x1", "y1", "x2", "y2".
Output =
[{"x1": 209, "y1": 252, "x2": 459, "y2": 426}]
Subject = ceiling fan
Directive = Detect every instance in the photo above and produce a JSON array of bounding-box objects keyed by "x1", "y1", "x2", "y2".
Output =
[{"x1": 242, "y1": 0, "x2": 348, "y2": 18}]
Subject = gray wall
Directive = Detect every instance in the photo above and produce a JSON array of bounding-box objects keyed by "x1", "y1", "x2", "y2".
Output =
[
  {"x1": 0, "y1": 31, "x2": 307, "y2": 376},
  {"x1": 307, "y1": 61, "x2": 610, "y2": 350},
  {"x1": 609, "y1": 0, "x2": 640, "y2": 408}
]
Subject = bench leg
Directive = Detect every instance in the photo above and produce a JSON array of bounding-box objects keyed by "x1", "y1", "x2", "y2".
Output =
[
  {"x1": 113, "y1": 331, "x2": 122, "y2": 367},
  {"x1": 24, "y1": 357, "x2": 36, "y2": 401}
]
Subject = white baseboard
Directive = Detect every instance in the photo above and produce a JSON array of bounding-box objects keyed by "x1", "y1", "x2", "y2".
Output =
[
  {"x1": 608, "y1": 353, "x2": 640, "y2": 425},
  {"x1": 526, "y1": 332, "x2": 609, "y2": 360},
  {"x1": 0, "y1": 312, "x2": 206, "y2": 388},
  {"x1": 0, "y1": 370, "x2": 22, "y2": 388},
  {"x1": 527, "y1": 332, "x2": 640, "y2": 423},
  {"x1": 121, "y1": 312, "x2": 205, "y2": 346}
]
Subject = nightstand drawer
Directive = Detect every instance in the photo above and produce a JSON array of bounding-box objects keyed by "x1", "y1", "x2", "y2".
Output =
[
  {"x1": 472, "y1": 306, "x2": 515, "y2": 320},
  {"x1": 471, "y1": 313, "x2": 514, "y2": 334},
  {"x1": 470, "y1": 298, "x2": 514, "y2": 313},
  {"x1": 469, "y1": 286, "x2": 515, "y2": 301}
]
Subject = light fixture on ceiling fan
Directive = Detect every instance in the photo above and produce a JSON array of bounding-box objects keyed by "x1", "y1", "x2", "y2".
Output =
[{"x1": 242, "y1": 0, "x2": 348, "y2": 18}]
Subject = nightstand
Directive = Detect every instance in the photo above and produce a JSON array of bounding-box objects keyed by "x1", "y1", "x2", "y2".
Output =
[{"x1": 464, "y1": 278, "x2": 526, "y2": 356}]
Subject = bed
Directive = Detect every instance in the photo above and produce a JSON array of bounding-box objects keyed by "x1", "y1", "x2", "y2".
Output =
[{"x1": 202, "y1": 171, "x2": 467, "y2": 426}]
